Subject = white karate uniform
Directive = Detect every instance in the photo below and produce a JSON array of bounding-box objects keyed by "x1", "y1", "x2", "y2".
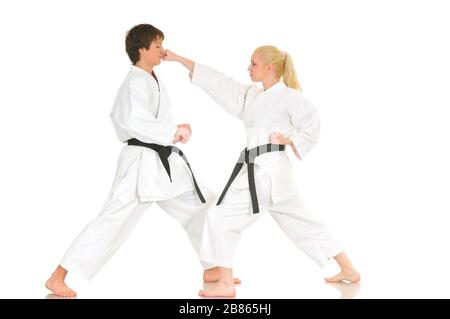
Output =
[
  {"x1": 191, "y1": 63, "x2": 342, "y2": 268},
  {"x1": 60, "y1": 65, "x2": 215, "y2": 280}
]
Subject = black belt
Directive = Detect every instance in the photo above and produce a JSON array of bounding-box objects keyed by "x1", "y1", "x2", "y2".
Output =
[
  {"x1": 127, "y1": 138, "x2": 206, "y2": 203},
  {"x1": 217, "y1": 144, "x2": 286, "y2": 214}
]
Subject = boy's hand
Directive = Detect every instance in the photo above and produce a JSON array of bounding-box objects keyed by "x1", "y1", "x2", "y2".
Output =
[
  {"x1": 173, "y1": 124, "x2": 192, "y2": 144},
  {"x1": 177, "y1": 123, "x2": 191, "y2": 135}
]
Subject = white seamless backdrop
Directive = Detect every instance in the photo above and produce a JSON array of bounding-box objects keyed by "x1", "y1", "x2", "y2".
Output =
[{"x1": 1, "y1": 0, "x2": 449, "y2": 298}]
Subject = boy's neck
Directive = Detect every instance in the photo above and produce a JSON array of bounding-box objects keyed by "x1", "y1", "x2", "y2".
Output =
[{"x1": 135, "y1": 61, "x2": 154, "y2": 74}]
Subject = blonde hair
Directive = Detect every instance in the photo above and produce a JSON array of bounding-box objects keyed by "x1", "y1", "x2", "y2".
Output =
[{"x1": 253, "y1": 45, "x2": 302, "y2": 91}]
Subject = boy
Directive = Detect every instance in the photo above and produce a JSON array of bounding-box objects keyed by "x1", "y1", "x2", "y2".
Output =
[{"x1": 45, "y1": 24, "x2": 215, "y2": 297}]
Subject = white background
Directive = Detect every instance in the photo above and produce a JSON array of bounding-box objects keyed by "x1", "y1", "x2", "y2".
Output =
[{"x1": 1, "y1": 0, "x2": 449, "y2": 299}]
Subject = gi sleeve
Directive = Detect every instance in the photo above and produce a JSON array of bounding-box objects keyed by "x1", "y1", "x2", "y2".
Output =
[
  {"x1": 286, "y1": 95, "x2": 320, "y2": 160},
  {"x1": 190, "y1": 63, "x2": 252, "y2": 120}
]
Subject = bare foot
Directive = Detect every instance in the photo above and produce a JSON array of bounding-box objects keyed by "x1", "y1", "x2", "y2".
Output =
[
  {"x1": 325, "y1": 270, "x2": 361, "y2": 283},
  {"x1": 203, "y1": 268, "x2": 241, "y2": 284},
  {"x1": 45, "y1": 275, "x2": 77, "y2": 297},
  {"x1": 199, "y1": 282, "x2": 236, "y2": 298}
]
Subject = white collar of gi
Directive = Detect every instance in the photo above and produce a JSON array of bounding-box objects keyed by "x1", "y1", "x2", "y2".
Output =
[
  {"x1": 263, "y1": 81, "x2": 286, "y2": 93},
  {"x1": 130, "y1": 64, "x2": 158, "y2": 75},
  {"x1": 130, "y1": 65, "x2": 160, "y2": 82},
  {"x1": 130, "y1": 64, "x2": 149, "y2": 74}
]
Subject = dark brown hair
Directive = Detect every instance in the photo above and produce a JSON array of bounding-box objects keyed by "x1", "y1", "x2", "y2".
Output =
[{"x1": 125, "y1": 24, "x2": 164, "y2": 64}]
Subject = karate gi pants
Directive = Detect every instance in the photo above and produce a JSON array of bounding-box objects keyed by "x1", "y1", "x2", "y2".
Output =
[
  {"x1": 201, "y1": 173, "x2": 343, "y2": 268},
  {"x1": 60, "y1": 161, "x2": 216, "y2": 280}
]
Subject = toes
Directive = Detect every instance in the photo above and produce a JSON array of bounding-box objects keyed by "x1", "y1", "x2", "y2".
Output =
[
  {"x1": 199, "y1": 290, "x2": 213, "y2": 297},
  {"x1": 325, "y1": 272, "x2": 360, "y2": 283},
  {"x1": 325, "y1": 275, "x2": 343, "y2": 283}
]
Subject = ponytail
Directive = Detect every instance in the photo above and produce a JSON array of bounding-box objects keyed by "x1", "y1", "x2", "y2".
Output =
[
  {"x1": 282, "y1": 53, "x2": 301, "y2": 91},
  {"x1": 254, "y1": 46, "x2": 302, "y2": 91}
]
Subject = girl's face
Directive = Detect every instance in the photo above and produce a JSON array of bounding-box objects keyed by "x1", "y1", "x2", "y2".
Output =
[{"x1": 248, "y1": 53, "x2": 269, "y2": 82}]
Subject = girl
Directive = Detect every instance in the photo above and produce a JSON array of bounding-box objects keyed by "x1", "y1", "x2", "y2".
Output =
[{"x1": 165, "y1": 46, "x2": 360, "y2": 297}]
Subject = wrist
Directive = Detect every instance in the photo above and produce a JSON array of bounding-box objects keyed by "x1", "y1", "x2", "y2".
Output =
[{"x1": 176, "y1": 55, "x2": 184, "y2": 63}]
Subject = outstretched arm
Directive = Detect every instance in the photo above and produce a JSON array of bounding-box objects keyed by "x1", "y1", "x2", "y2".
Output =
[
  {"x1": 163, "y1": 50, "x2": 194, "y2": 72},
  {"x1": 162, "y1": 49, "x2": 252, "y2": 120}
]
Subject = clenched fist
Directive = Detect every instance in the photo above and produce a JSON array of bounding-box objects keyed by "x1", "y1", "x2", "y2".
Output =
[{"x1": 173, "y1": 123, "x2": 192, "y2": 144}]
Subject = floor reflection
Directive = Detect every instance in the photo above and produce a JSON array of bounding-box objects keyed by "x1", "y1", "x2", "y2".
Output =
[
  {"x1": 326, "y1": 282, "x2": 361, "y2": 299},
  {"x1": 45, "y1": 293, "x2": 77, "y2": 299},
  {"x1": 198, "y1": 281, "x2": 236, "y2": 299}
]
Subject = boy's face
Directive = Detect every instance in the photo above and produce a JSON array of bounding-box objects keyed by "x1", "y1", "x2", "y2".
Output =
[{"x1": 139, "y1": 37, "x2": 165, "y2": 67}]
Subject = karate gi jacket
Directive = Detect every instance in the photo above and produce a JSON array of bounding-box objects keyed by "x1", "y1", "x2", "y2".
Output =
[
  {"x1": 110, "y1": 65, "x2": 196, "y2": 201},
  {"x1": 191, "y1": 63, "x2": 320, "y2": 203}
]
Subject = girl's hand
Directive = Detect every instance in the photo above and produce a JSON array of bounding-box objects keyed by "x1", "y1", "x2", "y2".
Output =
[
  {"x1": 270, "y1": 131, "x2": 291, "y2": 145},
  {"x1": 162, "y1": 49, "x2": 179, "y2": 62},
  {"x1": 270, "y1": 131, "x2": 302, "y2": 159}
]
